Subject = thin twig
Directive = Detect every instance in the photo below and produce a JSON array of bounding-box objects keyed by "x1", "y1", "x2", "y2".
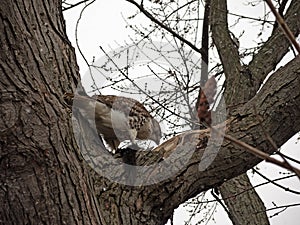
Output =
[
  {"x1": 62, "y1": 0, "x2": 91, "y2": 11},
  {"x1": 74, "y1": 0, "x2": 101, "y2": 95},
  {"x1": 211, "y1": 189, "x2": 230, "y2": 215},
  {"x1": 253, "y1": 106, "x2": 300, "y2": 180},
  {"x1": 258, "y1": 203, "x2": 300, "y2": 213},
  {"x1": 209, "y1": 126, "x2": 300, "y2": 178},
  {"x1": 265, "y1": 0, "x2": 300, "y2": 53},
  {"x1": 125, "y1": 0, "x2": 206, "y2": 57},
  {"x1": 193, "y1": 174, "x2": 297, "y2": 205},
  {"x1": 99, "y1": 46, "x2": 198, "y2": 126},
  {"x1": 253, "y1": 169, "x2": 300, "y2": 195},
  {"x1": 276, "y1": 152, "x2": 300, "y2": 165}
]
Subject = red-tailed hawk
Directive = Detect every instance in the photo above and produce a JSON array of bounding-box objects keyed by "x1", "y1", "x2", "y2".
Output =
[{"x1": 65, "y1": 93, "x2": 162, "y2": 150}]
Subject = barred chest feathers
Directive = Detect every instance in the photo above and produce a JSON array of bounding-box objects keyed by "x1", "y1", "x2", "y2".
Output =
[{"x1": 89, "y1": 95, "x2": 162, "y2": 150}]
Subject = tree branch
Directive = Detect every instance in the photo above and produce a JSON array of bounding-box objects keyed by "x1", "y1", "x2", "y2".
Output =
[
  {"x1": 254, "y1": 169, "x2": 300, "y2": 194},
  {"x1": 272, "y1": 0, "x2": 290, "y2": 33},
  {"x1": 265, "y1": 0, "x2": 300, "y2": 53},
  {"x1": 124, "y1": 0, "x2": 206, "y2": 58},
  {"x1": 210, "y1": 0, "x2": 243, "y2": 105},
  {"x1": 91, "y1": 56, "x2": 300, "y2": 225},
  {"x1": 249, "y1": 0, "x2": 300, "y2": 89},
  {"x1": 62, "y1": 0, "x2": 93, "y2": 11},
  {"x1": 200, "y1": 0, "x2": 211, "y2": 86},
  {"x1": 155, "y1": 56, "x2": 300, "y2": 222},
  {"x1": 219, "y1": 173, "x2": 270, "y2": 225},
  {"x1": 218, "y1": 128, "x2": 300, "y2": 177}
]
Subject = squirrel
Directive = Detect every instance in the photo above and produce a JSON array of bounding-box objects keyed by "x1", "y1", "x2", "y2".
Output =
[{"x1": 196, "y1": 76, "x2": 217, "y2": 127}]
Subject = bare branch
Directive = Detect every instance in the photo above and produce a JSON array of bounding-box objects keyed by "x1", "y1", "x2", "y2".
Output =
[
  {"x1": 210, "y1": 0, "x2": 242, "y2": 104},
  {"x1": 265, "y1": 0, "x2": 300, "y2": 53},
  {"x1": 124, "y1": 0, "x2": 207, "y2": 58},
  {"x1": 209, "y1": 125, "x2": 300, "y2": 177},
  {"x1": 98, "y1": 45, "x2": 198, "y2": 126},
  {"x1": 253, "y1": 169, "x2": 300, "y2": 195},
  {"x1": 200, "y1": 0, "x2": 211, "y2": 86},
  {"x1": 258, "y1": 203, "x2": 300, "y2": 213},
  {"x1": 62, "y1": 0, "x2": 92, "y2": 11},
  {"x1": 249, "y1": 0, "x2": 300, "y2": 90}
]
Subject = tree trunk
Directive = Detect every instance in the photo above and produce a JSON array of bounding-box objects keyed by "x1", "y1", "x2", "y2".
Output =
[
  {"x1": 219, "y1": 173, "x2": 270, "y2": 225},
  {"x1": 210, "y1": 0, "x2": 269, "y2": 222},
  {"x1": 0, "y1": 1, "x2": 101, "y2": 224},
  {"x1": 210, "y1": 0, "x2": 300, "y2": 224}
]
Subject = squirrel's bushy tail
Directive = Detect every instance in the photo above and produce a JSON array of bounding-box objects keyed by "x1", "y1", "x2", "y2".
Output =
[{"x1": 197, "y1": 76, "x2": 217, "y2": 126}]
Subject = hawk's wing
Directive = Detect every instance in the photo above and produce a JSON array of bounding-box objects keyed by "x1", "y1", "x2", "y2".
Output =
[
  {"x1": 93, "y1": 95, "x2": 153, "y2": 131},
  {"x1": 94, "y1": 95, "x2": 152, "y2": 118}
]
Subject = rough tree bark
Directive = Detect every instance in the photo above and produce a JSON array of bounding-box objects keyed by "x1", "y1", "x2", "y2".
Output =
[
  {"x1": 0, "y1": 1, "x2": 101, "y2": 224},
  {"x1": 210, "y1": 0, "x2": 300, "y2": 224},
  {"x1": 0, "y1": 1, "x2": 299, "y2": 225},
  {"x1": 219, "y1": 173, "x2": 270, "y2": 225}
]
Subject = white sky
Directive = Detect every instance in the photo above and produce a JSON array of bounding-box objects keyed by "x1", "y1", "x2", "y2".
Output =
[{"x1": 63, "y1": 1, "x2": 300, "y2": 224}]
